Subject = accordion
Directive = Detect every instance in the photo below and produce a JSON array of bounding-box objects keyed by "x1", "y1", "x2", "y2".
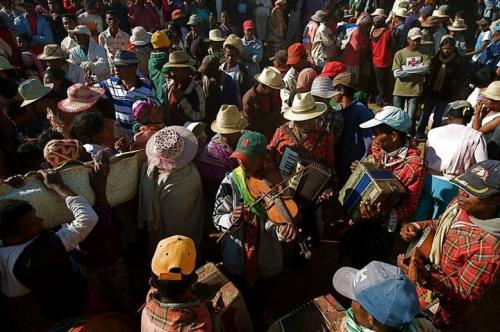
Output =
[
  {"x1": 279, "y1": 147, "x2": 332, "y2": 203},
  {"x1": 338, "y1": 162, "x2": 406, "y2": 222},
  {"x1": 193, "y1": 263, "x2": 253, "y2": 332},
  {"x1": 267, "y1": 294, "x2": 345, "y2": 332}
]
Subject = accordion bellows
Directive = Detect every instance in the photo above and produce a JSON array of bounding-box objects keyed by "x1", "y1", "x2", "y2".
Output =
[
  {"x1": 339, "y1": 162, "x2": 406, "y2": 222},
  {"x1": 0, "y1": 150, "x2": 146, "y2": 229}
]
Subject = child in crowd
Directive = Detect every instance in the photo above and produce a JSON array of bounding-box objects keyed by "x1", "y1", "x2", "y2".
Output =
[{"x1": 129, "y1": 98, "x2": 165, "y2": 150}]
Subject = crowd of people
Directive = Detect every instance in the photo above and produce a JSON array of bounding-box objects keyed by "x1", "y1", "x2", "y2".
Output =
[{"x1": 0, "y1": 0, "x2": 499, "y2": 331}]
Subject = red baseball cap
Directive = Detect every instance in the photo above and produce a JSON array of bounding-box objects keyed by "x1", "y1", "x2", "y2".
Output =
[
  {"x1": 243, "y1": 20, "x2": 254, "y2": 31},
  {"x1": 321, "y1": 61, "x2": 346, "y2": 78},
  {"x1": 172, "y1": 9, "x2": 184, "y2": 20},
  {"x1": 287, "y1": 43, "x2": 306, "y2": 65}
]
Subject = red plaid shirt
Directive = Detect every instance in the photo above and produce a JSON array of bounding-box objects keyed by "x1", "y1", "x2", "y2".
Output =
[
  {"x1": 267, "y1": 124, "x2": 335, "y2": 169},
  {"x1": 417, "y1": 205, "x2": 500, "y2": 328},
  {"x1": 367, "y1": 142, "x2": 426, "y2": 231},
  {"x1": 141, "y1": 288, "x2": 213, "y2": 331}
]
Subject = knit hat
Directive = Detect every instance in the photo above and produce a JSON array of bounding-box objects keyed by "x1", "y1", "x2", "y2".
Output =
[
  {"x1": 311, "y1": 76, "x2": 335, "y2": 99},
  {"x1": 43, "y1": 139, "x2": 83, "y2": 167},
  {"x1": 151, "y1": 31, "x2": 171, "y2": 49}
]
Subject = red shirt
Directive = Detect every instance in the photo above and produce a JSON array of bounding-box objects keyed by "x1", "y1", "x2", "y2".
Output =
[
  {"x1": 371, "y1": 28, "x2": 393, "y2": 68},
  {"x1": 27, "y1": 14, "x2": 37, "y2": 35},
  {"x1": 342, "y1": 28, "x2": 370, "y2": 66}
]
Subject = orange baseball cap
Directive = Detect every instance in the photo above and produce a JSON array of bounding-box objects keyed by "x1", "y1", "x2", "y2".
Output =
[
  {"x1": 151, "y1": 235, "x2": 196, "y2": 281},
  {"x1": 287, "y1": 43, "x2": 306, "y2": 65},
  {"x1": 172, "y1": 9, "x2": 184, "y2": 21}
]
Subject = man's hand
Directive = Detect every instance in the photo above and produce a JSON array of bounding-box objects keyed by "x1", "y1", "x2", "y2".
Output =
[
  {"x1": 350, "y1": 160, "x2": 359, "y2": 172},
  {"x1": 231, "y1": 205, "x2": 249, "y2": 224},
  {"x1": 359, "y1": 201, "x2": 384, "y2": 220},
  {"x1": 397, "y1": 254, "x2": 410, "y2": 274},
  {"x1": 90, "y1": 153, "x2": 110, "y2": 207},
  {"x1": 114, "y1": 137, "x2": 127, "y2": 153},
  {"x1": 38, "y1": 169, "x2": 76, "y2": 199},
  {"x1": 277, "y1": 223, "x2": 298, "y2": 242},
  {"x1": 400, "y1": 222, "x2": 419, "y2": 242},
  {"x1": 318, "y1": 188, "x2": 335, "y2": 202}
]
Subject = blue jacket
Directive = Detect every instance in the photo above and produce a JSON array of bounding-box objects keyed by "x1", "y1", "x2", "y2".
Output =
[{"x1": 14, "y1": 14, "x2": 54, "y2": 46}]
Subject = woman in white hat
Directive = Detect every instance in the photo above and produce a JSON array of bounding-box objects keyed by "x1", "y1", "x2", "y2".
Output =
[
  {"x1": 268, "y1": 92, "x2": 335, "y2": 171},
  {"x1": 472, "y1": 80, "x2": 500, "y2": 140},
  {"x1": 198, "y1": 104, "x2": 248, "y2": 198},
  {"x1": 139, "y1": 125, "x2": 204, "y2": 254}
]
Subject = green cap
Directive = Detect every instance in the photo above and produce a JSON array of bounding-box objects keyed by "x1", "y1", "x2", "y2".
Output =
[{"x1": 230, "y1": 131, "x2": 267, "y2": 162}]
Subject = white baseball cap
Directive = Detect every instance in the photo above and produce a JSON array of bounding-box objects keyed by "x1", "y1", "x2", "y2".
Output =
[{"x1": 408, "y1": 27, "x2": 423, "y2": 40}]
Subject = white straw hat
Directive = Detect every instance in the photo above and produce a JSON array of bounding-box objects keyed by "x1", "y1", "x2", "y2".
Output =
[
  {"x1": 211, "y1": 104, "x2": 248, "y2": 134},
  {"x1": 283, "y1": 92, "x2": 327, "y2": 121},
  {"x1": 482, "y1": 81, "x2": 500, "y2": 101},
  {"x1": 18, "y1": 79, "x2": 53, "y2": 107},
  {"x1": 394, "y1": 8, "x2": 409, "y2": 18},
  {"x1": 371, "y1": 8, "x2": 386, "y2": 17},
  {"x1": 255, "y1": 66, "x2": 285, "y2": 90},
  {"x1": 447, "y1": 19, "x2": 468, "y2": 32}
]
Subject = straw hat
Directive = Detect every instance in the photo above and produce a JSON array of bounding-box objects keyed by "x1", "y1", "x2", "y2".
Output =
[
  {"x1": 18, "y1": 79, "x2": 53, "y2": 107},
  {"x1": 130, "y1": 26, "x2": 152, "y2": 46},
  {"x1": 223, "y1": 34, "x2": 243, "y2": 54},
  {"x1": 394, "y1": 8, "x2": 409, "y2": 18},
  {"x1": 0, "y1": 56, "x2": 14, "y2": 70},
  {"x1": 311, "y1": 76, "x2": 335, "y2": 99},
  {"x1": 476, "y1": 18, "x2": 490, "y2": 26},
  {"x1": 146, "y1": 126, "x2": 198, "y2": 172},
  {"x1": 447, "y1": 19, "x2": 467, "y2": 32},
  {"x1": 482, "y1": 81, "x2": 500, "y2": 101},
  {"x1": 255, "y1": 66, "x2": 284, "y2": 90},
  {"x1": 162, "y1": 50, "x2": 196, "y2": 69},
  {"x1": 371, "y1": 8, "x2": 386, "y2": 17},
  {"x1": 38, "y1": 44, "x2": 68, "y2": 60},
  {"x1": 311, "y1": 10, "x2": 327, "y2": 22},
  {"x1": 204, "y1": 29, "x2": 225, "y2": 42},
  {"x1": 57, "y1": 83, "x2": 105, "y2": 113},
  {"x1": 211, "y1": 104, "x2": 248, "y2": 134},
  {"x1": 432, "y1": 9, "x2": 449, "y2": 18},
  {"x1": 283, "y1": 92, "x2": 327, "y2": 121},
  {"x1": 421, "y1": 16, "x2": 440, "y2": 28}
]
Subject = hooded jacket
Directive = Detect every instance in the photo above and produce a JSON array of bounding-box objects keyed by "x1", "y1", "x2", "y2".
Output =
[{"x1": 148, "y1": 51, "x2": 169, "y2": 103}]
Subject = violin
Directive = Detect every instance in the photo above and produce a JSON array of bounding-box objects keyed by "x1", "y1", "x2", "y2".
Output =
[{"x1": 246, "y1": 168, "x2": 312, "y2": 260}]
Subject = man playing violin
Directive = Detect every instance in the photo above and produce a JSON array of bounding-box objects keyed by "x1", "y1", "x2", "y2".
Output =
[
  {"x1": 213, "y1": 131, "x2": 297, "y2": 308},
  {"x1": 397, "y1": 160, "x2": 500, "y2": 330}
]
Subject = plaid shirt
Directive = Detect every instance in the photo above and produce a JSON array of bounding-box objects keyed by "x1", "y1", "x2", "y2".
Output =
[
  {"x1": 368, "y1": 142, "x2": 426, "y2": 232},
  {"x1": 268, "y1": 123, "x2": 335, "y2": 169},
  {"x1": 417, "y1": 205, "x2": 500, "y2": 328},
  {"x1": 141, "y1": 288, "x2": 212, "y2": 331}
]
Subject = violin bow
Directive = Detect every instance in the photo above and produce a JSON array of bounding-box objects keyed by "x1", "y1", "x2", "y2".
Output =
[{"x1": 216, "y1": 165, "x2": 312, "y2": 243}]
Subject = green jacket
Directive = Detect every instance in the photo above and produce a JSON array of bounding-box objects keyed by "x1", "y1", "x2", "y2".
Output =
[{"x1": 148, "y1": 51, "x2": 168, "y2": 103}]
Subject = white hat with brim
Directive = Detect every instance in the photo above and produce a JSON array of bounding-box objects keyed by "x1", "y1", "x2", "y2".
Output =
[
  {"x1": 255, "y1": 66, "x2": 285, "y2": 90},
  {"x1": 162, "y1": 50, "x2": 196, "y2": 70},
  {"x1": 0, "y1": 56, "x2": 14, "y2": 70},
  {"x1": 211, "y1": 104, "x2": 248, "y2": 134},
  {"x1": 283, "y1": 92, "x2": 327, "y2": 121},
  {"x1": 371, "y1": 8, "x2": 387, "y2": 17},
  {"x1": 394, "y1": 8, "x2": 409, "y2": 18},
  {"x1": 448, "y1": 19, "x2": 468, "y2": 31},
  {"x1": 432, "y1": 9, "x2": 449, "y2": 18},
  {"x1": 482, "y1": 81, "x2": 500, "y2": 101},
  {"x1": 37, "y1": 44, "x2": 69, "y2": 60},
  {"x1": 18, "y1": 79, "x2": 53, "y2": 107},
  {"x1": 130, "y1": 27, "x2": 152, "y2": 46},
  {"x1": 204, "y1": 29, "x2": 225, "y2": 42}
]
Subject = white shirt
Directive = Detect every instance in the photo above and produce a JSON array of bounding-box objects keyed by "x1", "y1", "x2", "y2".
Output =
[
  {"x1": 98, "y1": 28, "x2": 130, "y2": 60},
  {"x1": 280, "y1": 67, "x2": 298, "y2": 112},
  {"x1": 60, "y1": 35, "x2": 77, "y2": 52},
  {"x1": 0, "y1": 196, "x2": 98, "y2": 297},
  {"x1": 473, "y1": 30, "x2": 493, "y2": 62},
  {"x1": 68, "y1": 40, "x2": 110, "y2": 81},
  {"x1": 426, "y1": 124, "x2": 488, "y2": 179},
  {"x1": 77, "y1": 12, "x2": 103, "y2": 33}
]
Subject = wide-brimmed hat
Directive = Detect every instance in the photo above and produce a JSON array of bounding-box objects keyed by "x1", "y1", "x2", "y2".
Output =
[
  {"x1": 269, "y1": 49, "x2": 287, "y2": 63},
  {"x1": 482, "y1": 80, "x2": 500, "y2": 101},
  {"x1": 371, "y1": 8, "x2": 386, "y2": 17},
  {"x1": 0, "y1": 56, "x2": 14, "y2": 70},
  {"x1": 223, "y1": 34, "x2": 243, "y2": 54},
  {"x1": 57, "y1": 83, "x2": 105, "y2": 113},
  {"x1": 448, "y1": 19, "x2": 467, "y2": 32},
  {"x1": 146, "y1": 126, "x2": 198, "y2": 172},
  {"x1": 333, "y1": 72, "x2": 356, "y2": 89},
  {"x1": 283, "y1": 92, "x2": 327, "y2": 121},
  {"x1": 69, "y1": 25, "x2": 91, "y2": 36},
  {"x1": 130, "y1": 26, "x2": 151, "y2": 46},
  {"x1": 311, "y1": 76, "x2": 335, "y2": 99},
  {"x1": 432, "y1": 9, "x2": 449, "y2": 18},
  {"x1": 476, "y1": 18, "x2": 490, "y2": 26},
  {"x1": 187, "y1": 14, "x2": 201, "y2": 26},
  {"x1": 211, "y1": 104, "x2": 248, "y2": 134},
  {"x1": 255, "y1": 66, "x2": 284, "y2": 90},
  {"x1": 162, "y1": 50, "x2": 196, "y2": 70},
  {"x1": 18, "y1": 79, "x2": 53, "y2": 107},
  {"x1": 38, "y1": 44, "x2": 68, "y2": 60},
  {"x1": 421, "y1": 16, "x2": 440, "y2": 28},
  {"x1": 204, "y1": 29, "x2": 225, "y2": 43},
  {"x1": 311, "y1": 10, "x2": 327, "y2": 22},
  {"x1": 112, "y1": 49, "x2": 139, "y2": 66},
  {"x1": 394, "y1": 8, "x2": 409, "y2": 18}
]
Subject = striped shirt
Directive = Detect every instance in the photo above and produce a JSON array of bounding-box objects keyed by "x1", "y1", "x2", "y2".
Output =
[{"x1": 96, "y1": 76, "x2": 156, "y2": 138}]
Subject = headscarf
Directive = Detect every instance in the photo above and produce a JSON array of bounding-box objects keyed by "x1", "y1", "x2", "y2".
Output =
[
  {"x1": 43, "y1": 139, "x2": 83, "y2": 167},
  {"x1": 132, "y1": 98, "x2": 164, "y2": 132},
  {"x1": 296, "y1": 68, "x2": 318, "y2": 93}
]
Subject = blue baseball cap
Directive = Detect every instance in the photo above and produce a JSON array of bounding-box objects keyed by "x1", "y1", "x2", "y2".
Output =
[
  {"x1": 333, "y1": 261, "x2": 420, "y2": 329},
  {"x1": 360, "y1": 106, "x2": 411, "y2": 133}
]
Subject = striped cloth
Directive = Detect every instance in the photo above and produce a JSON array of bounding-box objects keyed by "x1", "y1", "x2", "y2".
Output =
[{"x1": 96, "y1": 76, "x2": 156, "y2": 139}]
